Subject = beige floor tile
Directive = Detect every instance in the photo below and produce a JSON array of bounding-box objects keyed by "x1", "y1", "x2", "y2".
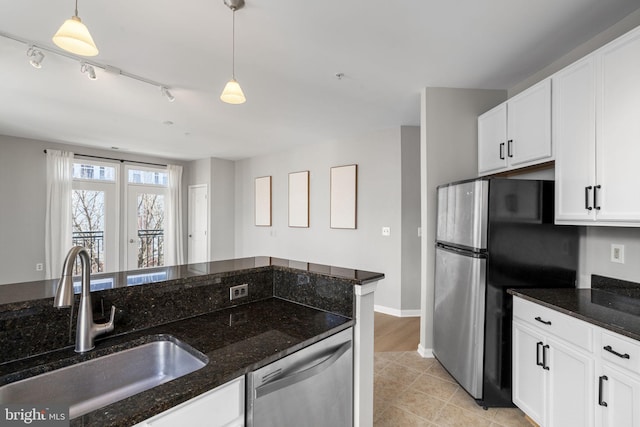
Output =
[
  {"x1": 395, "y1": 388, "x2": 447, "y2": 422},
  {"x1": 375, "y1": 354, "x2": 392, "y2": 373},
  {"x1": 375, "y1": 376, "x2": 409, "y2": 403},
  {"x1": 492, "y1": 408, "x2": 531, "y2": 427},
  {"x1": 378, "y1": 362, "x2": 423, "y2": 388},
  {"x1": 375, "y1": 405, "x2": 435, "y2": 427},
  {"x1": 374, "y1": 395, "x2": 391, "y2": 422},
  {"x1": 447, "y1": 387, "x2": 498, "y2": 420},
  {"x1": 433, "y1": 403, "x2": 494, "y2": 427},
  {"x1": 376, "y1": 351, "x2": 406, "y2": 361},
  {"x1": 394, "y1": 351, "x2": 438, "y2": 372},
  {"x1": 410, "y1": 372, "x2": 459, "y2": 402},
  {"x1": 426, "y1": 362, "x2": 458, "y2": 384}
]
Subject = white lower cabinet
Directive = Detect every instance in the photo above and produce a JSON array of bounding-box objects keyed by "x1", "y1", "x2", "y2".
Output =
[
  {"x1": 513, "y1": 296, "x2": 640, "y2": 427},
  {"x1": 512, "y1": 320, "x2": 594, "y2": 427},
  {"x1": 599, "y1": 365, "x2": 640, "y2": 427},
  {"x1": 133, "y1": 376, "x2": 245, "y2": 427}
]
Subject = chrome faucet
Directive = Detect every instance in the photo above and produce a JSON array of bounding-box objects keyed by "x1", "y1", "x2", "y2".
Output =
[{"x1": 54, "y1": 246, "x2": 116, "y2": 353}]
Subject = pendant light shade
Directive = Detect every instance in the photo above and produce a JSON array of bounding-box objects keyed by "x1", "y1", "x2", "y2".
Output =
[
  {"x1": 220, "y1": 79, "x2": 246, "y2": 104},
  {"x1": 220, "y1": 0, "x2": 246, "y2": 104},
  {"x1": 52, "y1": 0, "x2": 98, "y2": 57}
]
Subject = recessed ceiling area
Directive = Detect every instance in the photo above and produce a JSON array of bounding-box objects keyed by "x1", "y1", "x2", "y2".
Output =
[{"x1": 1, "y1": 0, "x2": 639, "y2": 161}]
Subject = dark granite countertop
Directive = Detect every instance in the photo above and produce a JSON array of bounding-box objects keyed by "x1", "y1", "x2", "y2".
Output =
[
  {"x1": 508, "y1": 287, "x2": 640, "y2": 342},
  {"x1": 0, "y1": 256, "x2": 385, "y2": 305},
  {"x1": 0, "y1": 297, "x2": 353, "y2": 426}
]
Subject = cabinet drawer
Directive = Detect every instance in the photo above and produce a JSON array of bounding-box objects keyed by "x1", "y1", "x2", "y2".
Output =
[
  {"x1": 513, "y1": 297, "x2": 593, "y2": 352},
  {"x1": 600, "y1": 331, "x2": 640, "y2": 375}
]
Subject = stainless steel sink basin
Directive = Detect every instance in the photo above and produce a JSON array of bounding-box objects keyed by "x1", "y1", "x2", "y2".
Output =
[{"x1": 0, "y1": 337, "x2": 208, "y2": 419}]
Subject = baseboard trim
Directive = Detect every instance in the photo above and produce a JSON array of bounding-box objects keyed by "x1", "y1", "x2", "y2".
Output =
[
  {"x1": 417, "y1": 344, "x2": 434, "y2": 358},
  {"x1": 374, "y1": 305, "x2": 421, "y2": 317}
]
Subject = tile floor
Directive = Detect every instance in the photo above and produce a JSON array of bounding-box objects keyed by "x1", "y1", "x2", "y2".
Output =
[{"x1": 373, "y1": 351, "x2": 532, "y2": 427}]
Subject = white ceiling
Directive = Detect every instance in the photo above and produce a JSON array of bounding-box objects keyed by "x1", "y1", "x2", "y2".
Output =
[{"x1": 1, "y1": 0, "x2": 639, "y2": 161}]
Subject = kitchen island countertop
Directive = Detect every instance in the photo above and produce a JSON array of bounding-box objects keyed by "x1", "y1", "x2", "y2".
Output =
[{"x1": 0, "y1": 298, "x2": 352, "y2": 427}]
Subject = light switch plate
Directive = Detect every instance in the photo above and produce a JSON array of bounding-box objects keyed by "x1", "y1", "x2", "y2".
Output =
[{"x1": 611, "y1": 244, "x2": 625, "y2": 264}]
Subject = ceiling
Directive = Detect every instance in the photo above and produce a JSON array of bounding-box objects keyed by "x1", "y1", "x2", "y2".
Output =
[{"x1": 1, "y1": 0, "x2": 639, "y2": 162}]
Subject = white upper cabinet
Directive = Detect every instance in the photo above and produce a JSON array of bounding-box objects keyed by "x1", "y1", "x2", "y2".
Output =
[
  {"x1": 478, "y1": 79, "x2": 552, "y2": 176},
  {"x1": 554, "y1": 26, "x2": 640, "y2": 226}
]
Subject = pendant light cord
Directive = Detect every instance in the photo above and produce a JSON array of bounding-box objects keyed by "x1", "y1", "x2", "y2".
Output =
[
  {"x1": 74, "y1": 0, "x2": 79, "y2": 17},
  {"x1": 232, "y1": 9, "x2": 236, "y2": 79}
]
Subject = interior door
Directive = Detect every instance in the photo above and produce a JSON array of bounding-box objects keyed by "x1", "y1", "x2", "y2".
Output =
[{"x1": 188, "y1": 185, "x2": 208, "y2": 264}]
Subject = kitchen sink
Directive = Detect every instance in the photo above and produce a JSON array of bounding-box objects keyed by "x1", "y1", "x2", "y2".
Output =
[{"x1": 0, "y1": 336, "x2": 208, "y2": 419}]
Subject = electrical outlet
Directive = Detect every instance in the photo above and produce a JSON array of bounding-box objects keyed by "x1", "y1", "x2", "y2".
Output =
[
  {"x1": 35, "y1": 263, "x2": 43, "y2": 271},
  {"x1": 382, "y1": 227, "x2": 391, "y2": 236},
  {"x1": 611, "y1": 244, "x2": 625, "y2": 264},
  {"x1": 230, "y1": 284, "x2": 249, "y2": 300}
]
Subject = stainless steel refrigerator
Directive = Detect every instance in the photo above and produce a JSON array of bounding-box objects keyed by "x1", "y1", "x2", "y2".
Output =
[{"x1": 433, "y1": 178, "x2": 579, "y2": 407}]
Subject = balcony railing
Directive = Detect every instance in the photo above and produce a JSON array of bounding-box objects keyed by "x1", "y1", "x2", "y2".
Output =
[
  {"x1": 72, "y1": 230, "x2": 104, "y2": 274},
  {"x1": 71, "y1": 229, "x2": 164, "y2": 272},
  {"x1": 138, "y1": 229, "x2": 164, "y2": 268}
]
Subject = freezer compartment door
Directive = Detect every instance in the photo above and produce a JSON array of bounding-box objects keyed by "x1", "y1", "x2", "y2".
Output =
[
  {"x1": 433, "y1": 246, "x2": 487, "y2": 399},
  {"x1": 437, "y1": 179, "x2": 488, "y2": 250}
]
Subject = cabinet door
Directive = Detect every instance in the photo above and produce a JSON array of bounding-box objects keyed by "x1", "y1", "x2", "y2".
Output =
[
  {"x1": 478, "y1": 103, "x2": 507, "y2": 175},
  {"x1": 596, "y1": 27, "x2": 640, "y2": 223},
  {"x1": 546, "y1": 338, "x2": 595, "y2": 427},
  {"x1": 553, "y1": 56, "x2": 597, "y2": 224},
  {"x1": 507, "y1": 78, "x2": 552, "y2": 168},
  {"x1": 512, "y1": 321, "x2": 545, "y2": 426},
  {"x1": 599, "y1": 365, "x2": 640, "y2": 427}
]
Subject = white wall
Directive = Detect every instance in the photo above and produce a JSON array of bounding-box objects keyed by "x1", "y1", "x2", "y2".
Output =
[
  {"x1": 419, "y1": 87, "x2": 507, "y2": 356},
  {"x1": 234, "y1": 126, "x2": 420, "y2": 313},
  {"x1": 0, "y1": 134, "x2": 188, "y2": 285}
]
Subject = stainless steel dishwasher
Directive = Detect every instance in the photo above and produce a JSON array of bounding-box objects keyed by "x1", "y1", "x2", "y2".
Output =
[{"x1": 246, "y1": 327, "x2": 353, "y2": 427}]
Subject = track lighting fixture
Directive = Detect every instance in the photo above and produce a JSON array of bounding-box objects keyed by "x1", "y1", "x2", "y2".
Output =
[
  {"x1": 220, "y1": 0, "x2": 246, "y2": 104},
  {"x1": 53, "y1": 0, "x2": 98, "y2": 56},
  {"x1": 26, "y1": 46, "x2": 44, "y2": 69},
  {"x1": 160, "y1": 86, "x2": 175, "y2": 102},
  {"x1": 80, "y1": 62, "x2": 97, "y2": 80}
]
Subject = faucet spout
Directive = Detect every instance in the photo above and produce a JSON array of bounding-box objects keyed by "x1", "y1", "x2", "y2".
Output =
[{"x1": 54, "y1": 246, "x2": 116, "y2": 353}]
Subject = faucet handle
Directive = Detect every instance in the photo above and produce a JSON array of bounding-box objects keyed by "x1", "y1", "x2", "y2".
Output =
[{"x1": 94, "y1": 306, "x2": 116, "y2": 336}]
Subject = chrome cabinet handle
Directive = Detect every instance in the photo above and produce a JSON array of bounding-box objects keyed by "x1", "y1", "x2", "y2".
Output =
[
  {"x1": 599, "y1": 375, "x2": 608, "y2": 407},
  {"x1": 535, "y1": 316, "x2": 552, "y2": 326},
  {"x1": 585, "y1": 186, "x2": 593, "y2": 211},
  {"x1": 604, "y1": 345, "x2": 630, "y2": 359}
]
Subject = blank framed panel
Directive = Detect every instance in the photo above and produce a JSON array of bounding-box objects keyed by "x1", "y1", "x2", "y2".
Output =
[
  {"x1": 255, "y1": 176, "x2": 272, "y2": 226},
  {"x1": 330, "y1": 164, "x2": 357, "y2": 229},
  {"x1": 288, "y1": 171, "x2": 309, "y2": 228}
]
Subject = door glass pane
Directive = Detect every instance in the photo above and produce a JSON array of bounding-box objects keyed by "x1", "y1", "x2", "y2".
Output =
[
  {"x1": 137, "y1": 193, "x2": 165, "y2": 268},
  {"x1": 72, "y1": 190, "x2": 105, "y2": 274}
]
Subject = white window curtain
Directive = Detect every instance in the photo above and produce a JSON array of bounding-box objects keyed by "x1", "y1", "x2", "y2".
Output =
[
  {"x1": 165, "y1": 164, "x2": 184, "y2": 266},
  {"x1": 45, "y1": 149, "x2": 74, "y2": 279}
]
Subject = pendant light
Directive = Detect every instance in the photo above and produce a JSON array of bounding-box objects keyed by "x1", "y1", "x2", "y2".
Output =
[
  {"x1": 220, "y1": 0, "x2": 246, "y2": 104},
  {"x1": 52, "y1": 0, "x2": 98, "y2": 57}
]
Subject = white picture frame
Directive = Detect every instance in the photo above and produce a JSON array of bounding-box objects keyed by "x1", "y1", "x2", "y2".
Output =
[
  {"x1": 288, "y1": 171, "x2": 309, "y2": 228},
  {"x1": 330, "y1": 164, "x2": 357, "y2": 229}
]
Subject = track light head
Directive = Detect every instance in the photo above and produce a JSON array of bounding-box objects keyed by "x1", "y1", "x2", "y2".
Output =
[
  {"x1": 26, "y1": 46, "x2": 44, "y2": 69},
  {"x1": 80, "y1": 62, "x2": 97, "y2": 80},
  {"x1": 160, "y1": 86, "x2": 175, "y2": 102}
]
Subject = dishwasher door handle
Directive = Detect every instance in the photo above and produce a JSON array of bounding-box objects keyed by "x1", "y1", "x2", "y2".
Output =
[{"x1": 254, "y1": 340, "x2": 352, "y2": 399}]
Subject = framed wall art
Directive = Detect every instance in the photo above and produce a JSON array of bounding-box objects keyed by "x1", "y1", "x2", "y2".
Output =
[{"x1": 330, "y1": 164, "x2": 357, "y2": 229}]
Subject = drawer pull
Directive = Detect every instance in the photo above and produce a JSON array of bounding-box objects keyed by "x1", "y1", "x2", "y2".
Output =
[
  {"x1": 536, "y1": 341, "x2": 544, "y2": 367},
  {"x1": 598, "y1": 375, "x2": 608, "y2": 407},
  {"x1": 604, "y1": 345, "x2": 630, "y2": 359},
  {"x1": 535, "y1": 316, "x2": 552, "y2": 326},
  {"x1": 542, "y1": 344, "x2": 550, "y2": 370}
]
